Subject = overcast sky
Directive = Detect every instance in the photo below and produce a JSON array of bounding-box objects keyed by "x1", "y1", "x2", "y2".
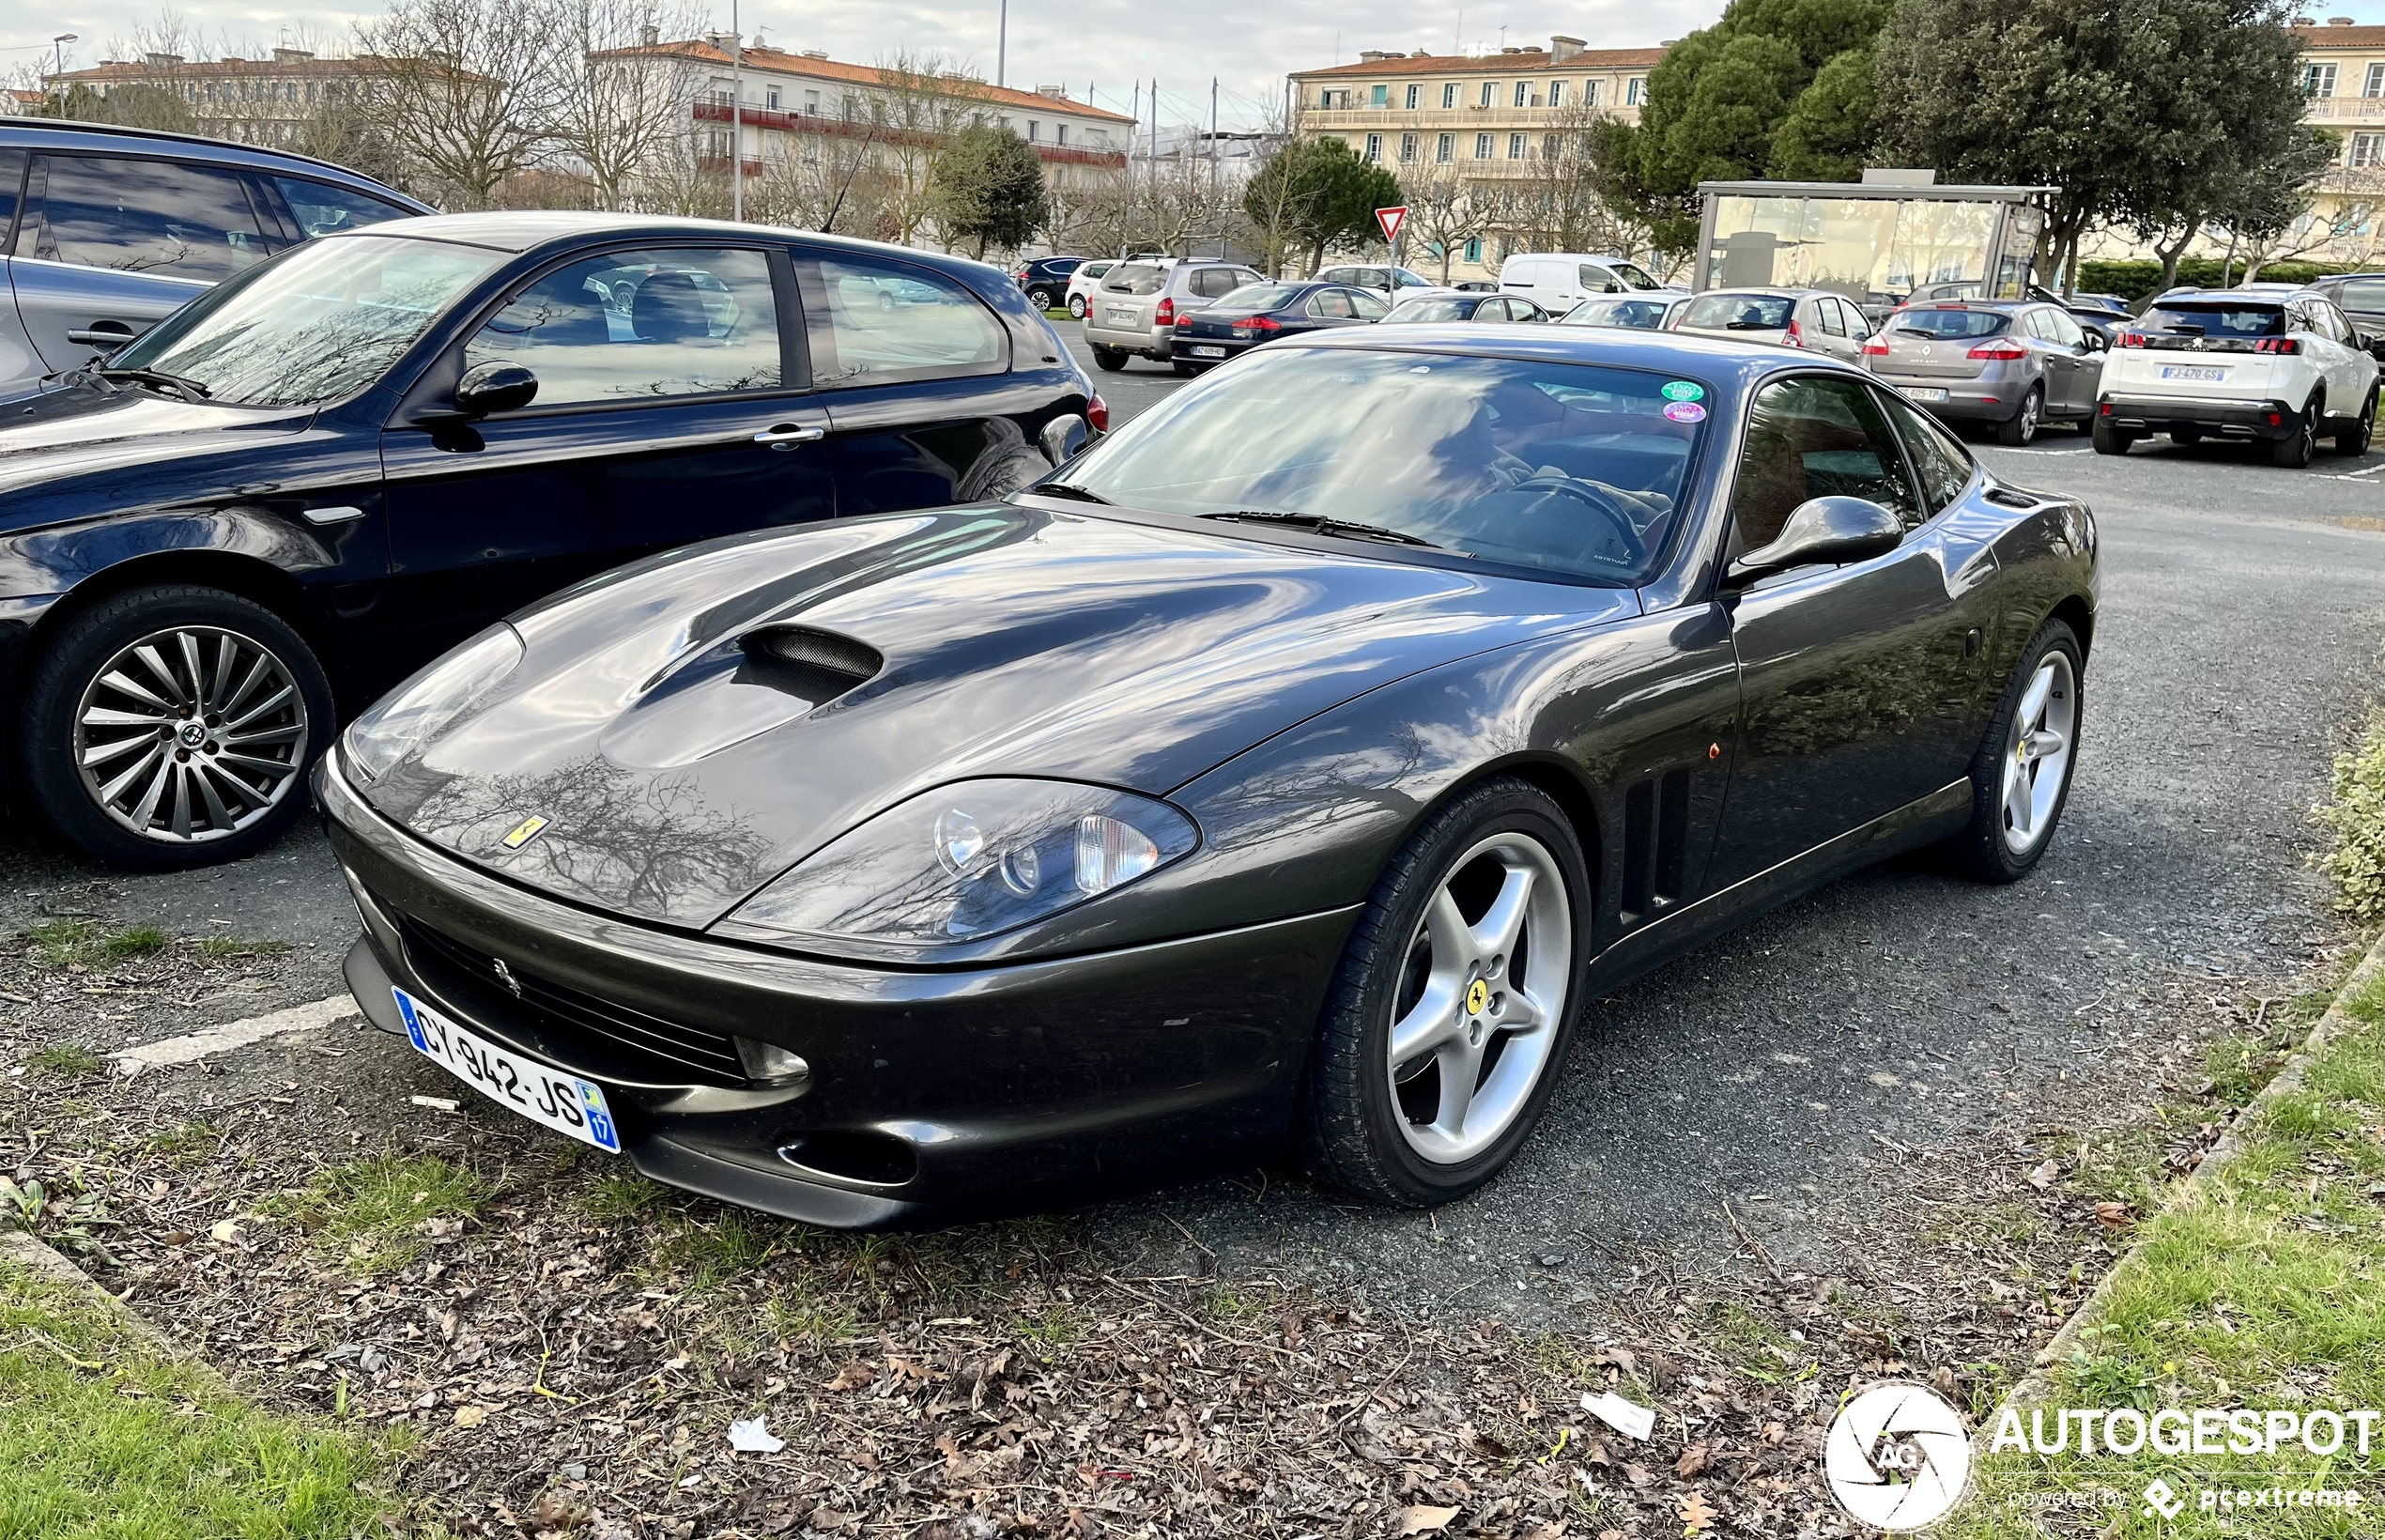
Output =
[{"x1": 14, "y1": 0, "x2": 2385, "y2": 131}]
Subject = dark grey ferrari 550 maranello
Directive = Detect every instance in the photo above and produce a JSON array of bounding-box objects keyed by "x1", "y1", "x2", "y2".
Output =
[{"x1": 319, "y1": 325, "x2": 2096, "y2": 1226}]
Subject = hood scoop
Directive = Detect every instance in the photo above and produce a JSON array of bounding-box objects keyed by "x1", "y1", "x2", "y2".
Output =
[{"x1": 600, "y1": 625, "x2": 883, "y2": 770}]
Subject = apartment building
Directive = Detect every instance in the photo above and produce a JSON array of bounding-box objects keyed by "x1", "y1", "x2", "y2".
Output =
[{"x1": 43, "y1": 50, "x2": 376, "y2": 146}]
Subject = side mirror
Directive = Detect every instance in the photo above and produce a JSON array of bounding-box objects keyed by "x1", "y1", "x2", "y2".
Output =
[
  {"x1": 2369, "y1": 336, "x2": 2385, "y2": 364},
  {"x1": 2084, "y1": 331, "x2": 2107, "y2": 352},
  {"x1": 454, "y1": 360, "x2": 538, "y2": 418},
  {"x1": 1728, "y1": 497, "x2": 1903, "y2": 583},
  {"x1": 1039, "y1": 412, "x2": 1089, "y2": 466}
]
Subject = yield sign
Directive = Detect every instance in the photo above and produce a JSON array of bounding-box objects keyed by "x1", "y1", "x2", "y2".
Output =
[{"x1": 1375, "y1": 205, "x2": 1408, "y2": 242}]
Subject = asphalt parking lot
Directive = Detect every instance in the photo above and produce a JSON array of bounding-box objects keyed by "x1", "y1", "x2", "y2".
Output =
[{"x1": 6, "y1": 334, "x2": 2383, "y2": 1325}]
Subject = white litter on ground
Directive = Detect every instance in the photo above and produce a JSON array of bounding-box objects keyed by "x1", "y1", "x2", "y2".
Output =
[
  {"x1": 727, "y1": 1416, "x2": 786, "y2": 1454},
  {"x1": 1580, "y1": 1390, "x2": 1655, "y2": 1441}
]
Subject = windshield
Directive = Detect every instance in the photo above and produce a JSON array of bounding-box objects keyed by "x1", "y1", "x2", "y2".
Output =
[
  {"x1": 1607, "y1": 261, "x2": 1662, "y2": 290},
  {"x1": 1388, "y1": 299, "x2": 1472, "y2": 322},
  {"x1": 109, "y1": 235, "x2": 503, "y2": 408},
  {"x1": 1682, "y1": 293, "x2": 1795, "y2": 331},
  {"x1": 1041, "y1": 347, "x2": 1706, "y2": 585},
  {"x1": 1891, "y1": 307, "x2": 2010, "y2": 340},
  {"x1": 2140, "y1": 302, "x2": 2285, "y2": 339},
  {"x1": 1564, "y1": 298, "x2": 1674, "y2": 330}
]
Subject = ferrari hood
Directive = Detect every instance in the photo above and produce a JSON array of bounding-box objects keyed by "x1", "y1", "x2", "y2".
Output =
[{"x1": 358, "y1": 505, "x2": 1636, "y2": 927}]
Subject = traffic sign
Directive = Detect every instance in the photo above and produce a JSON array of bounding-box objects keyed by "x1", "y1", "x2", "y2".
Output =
[{"x1": 1375, "y1": 206, "x2": 1408, "y2": 242}]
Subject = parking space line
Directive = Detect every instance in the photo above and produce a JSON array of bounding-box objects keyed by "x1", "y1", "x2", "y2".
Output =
[{"x1": 112, "y1": 993, "x2": 361, "y2": 1078}]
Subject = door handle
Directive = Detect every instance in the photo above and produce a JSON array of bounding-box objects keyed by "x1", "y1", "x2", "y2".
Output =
[
  {"x1": 67, "y1": 320, "x2": 142, "y2": 349},
  {"x1": 753, "y1": 424, "x2": 825, "y2": 446}
]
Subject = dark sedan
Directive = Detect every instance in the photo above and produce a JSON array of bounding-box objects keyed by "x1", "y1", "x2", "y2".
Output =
[
  {"x1": 1168, "y1": 281, "x2": 1388, "y2": 367},
  {"x1": 1382, "y1": 294, "x2": 1550, "y2": 324},
  {"x1": 0, "y1": 212, "x2": 1100, "y2": 869},
  {"x1": 320, "y1": 327, "x2": 2096, "y2": 1228}
]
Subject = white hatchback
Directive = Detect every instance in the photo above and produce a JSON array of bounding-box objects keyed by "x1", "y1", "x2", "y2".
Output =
[{"x1": 2095, "y1": 288, "x2": 2380, "y2": 466}]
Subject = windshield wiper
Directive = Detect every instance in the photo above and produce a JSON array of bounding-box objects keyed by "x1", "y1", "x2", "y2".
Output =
[
  {"x1": 1198, "y1": 509, "x2": 1449, "y2": 549},
  {"x1": 1025, "y1": 481, "x2": 1112, "y2": 504},
  {"x1": 96, "y1": 366, "x2": 211, "y2": 402}
]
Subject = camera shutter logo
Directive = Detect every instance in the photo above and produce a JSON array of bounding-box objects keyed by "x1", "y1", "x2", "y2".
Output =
[{"x1": 1823, "y1": 1382, "x2": 1975, "y2": 1532}]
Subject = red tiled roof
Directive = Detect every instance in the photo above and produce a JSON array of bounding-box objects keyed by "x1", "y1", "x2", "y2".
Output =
[
  {"x1": 2294, "y1": 23, "x2": 2385, "y2": 48},
  {"x1": 594, "y1": 40, "x2": 1136, "y2": 124},
  {"x1": 1293, "y1": 46, "x2": 1666, "y2": 79}
]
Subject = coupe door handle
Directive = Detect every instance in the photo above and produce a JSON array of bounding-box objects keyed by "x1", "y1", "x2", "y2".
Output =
[
  {"x1": 67, "y1": 319, "x2": 143, "y2": 349},
  {"x1": 754, "y1": 424, "x2": 825, "y2": 446}
]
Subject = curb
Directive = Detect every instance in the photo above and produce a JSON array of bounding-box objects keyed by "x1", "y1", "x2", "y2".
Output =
[
  {"x1": 0, "y1": 1224, "x2": 192, "y2": 1362},
  {"x1": 1998, "y1": 925, "x2": 2385, "y2": 1412}
]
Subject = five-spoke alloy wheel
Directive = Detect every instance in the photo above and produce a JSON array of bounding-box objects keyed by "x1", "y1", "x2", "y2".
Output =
[
  {"x1": 1302, "y1": 778, "x2": 1588, "y2": 1205},
  {"x1": 1941, "y1": 617, "x2": 2085, "y2": 883}
]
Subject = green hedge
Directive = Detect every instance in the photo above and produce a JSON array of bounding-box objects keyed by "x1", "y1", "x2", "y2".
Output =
[{"x1": 2073, "y1": 256, "x2": 2377, "y2": 304}]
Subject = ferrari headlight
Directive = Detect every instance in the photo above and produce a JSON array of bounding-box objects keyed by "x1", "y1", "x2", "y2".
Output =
[
  {"x1": 716, "y1": 778, "x2": 1199, "y2": 947},
  {"x1": 341, "y1": 624, "x2": 525, "y2": 782}
]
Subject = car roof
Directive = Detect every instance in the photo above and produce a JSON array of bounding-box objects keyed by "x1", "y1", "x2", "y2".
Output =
[
  {"x1": 2156, "y1": 287, "x2": 2292, "y2": 304},
  {"x1": 1902, "y1": 299, "x2": 2031, "y2": 311},
  {"x1": 1282, "y1": 318, "x2": 1875, "y2": 380},
  {"x1": 1686, "y1": 287, "x2": 1824, "y2": 300},
  {"x1": 324, "y1": 210, "x2": 1018, "y2": 284},
  {"x1": 0, "y1": 116, "x2": 429, "y2": 208}
]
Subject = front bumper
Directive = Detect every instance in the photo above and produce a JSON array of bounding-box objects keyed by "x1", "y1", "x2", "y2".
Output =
[
  {"x1": 315, "y1": 756, "x2": 1355, "y2": 1228},
  {"x1": 2098, "y1": 393, "x2": 2298, "y2": 439}
]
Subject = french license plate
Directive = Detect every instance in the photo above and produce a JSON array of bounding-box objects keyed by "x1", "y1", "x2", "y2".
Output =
[
  {"x1": 1105, "y1": 308, "x2": 1134, "y2": 325},
  {"x1": 393, "y1": 987, "x2": 621, "y2": 1153},
  {"x1": 1189, "y1": 345, "x2": 1227, "y2": 358},
  {"x1": 2160, "y1": 365, "x2": 2227, "y2": 382},
  {"x1": 1902, "y1": 387, "x2": 1949, "y2": 402}
]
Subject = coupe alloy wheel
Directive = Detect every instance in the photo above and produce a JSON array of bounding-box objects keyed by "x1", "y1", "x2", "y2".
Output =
[
  {"x1": 1385, "y1": 832, "x2": 1573, "y2": 1164},
  {"x1": 73, "y1": 625, "x2": 309, "y2": 843},
  {"x1": 1998, "y1": 649, "x2": 2075, "y2": 856}
]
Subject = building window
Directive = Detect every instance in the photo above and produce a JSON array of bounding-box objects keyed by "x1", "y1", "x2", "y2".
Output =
[
  {"x1": 1549, "y1": 81, "x2": 1565, "y2": 108},
  {"x1": 1508, "y1": 81, "x2": 1524, "y2": 107},
  {"x1": 1480, "y1": 82, "x2": 1495, "y2": 106},
  {"x1": 1056, "y1": 123, "x2": 1068, "y2": 145},
  {"x1": 1399, "y1": 131, "x2": 1418, "y2": 162},
  {"x1": 1371, "y1": 84, "x2": 1388, "y2": 106},
  {"x1": 1464, "y1": 236, "x2": 1483, "y2": 264},
  {"x1": 1027, "y1": 120, "x2": 1039, "y2": 141},
  {"x1": 2306, "y1": 62, "x2": 2338, "y2": 98},
  {"x1": 1474, "y1": 131, "x2": 1493, "y2": 159},
  {"x1": 1508, "y1": 131, "x2": 1526, "y2": 159},
  {"x1": 2353, "y1": 131, "x2": 2385, "y2": 167},
  {"x1": 805, "y1": 88, "x2": 820, "y2": 114},
  {"x1": 1364, "y1": 132, "x2": 1382, "y2": 162},
  {"x1": 1405, "y1": 84, "x2": 1420, "y2": 108},
  {"x1": 1442, "y1": 82, "x2": 1457, "y2": 108},
  {"x1": 1437, "y1": 131, "x2": 1455, "y2": 162},
  {"x1": 766, "y1": 85, "x2": 780, "y2": 108},
  {"x1": 2367, "y1": 62, "x2": 2385, "y2": 97},
  {"x1": 1320, "y1": 87, "x2": 1333, "y2": 106},
  {"x1": 1583, "y1": 79, "x2": 1599, "y2": 106},
  {"x1": 1629, "y1": 77, "x2": 1649, "y2": 105},
  {"x1": 1544, "y1": 132, "x2": 1562, "y2": 159}
]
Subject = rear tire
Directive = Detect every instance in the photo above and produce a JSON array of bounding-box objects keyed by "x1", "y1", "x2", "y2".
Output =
[
  {"x1": 1172, "y1": 360, "x2": 1200, "y2": 377},
  {"x1": 1937, "y1": 618, "x2": 2083, "y2": 885},
  {"x1": 2332, "y1": 390, "x2": 2375, "y2": 455},
  {"x1": 19, "y1": 584, "x2": 332, "y2": 870},
  {"x1": 1026, "y1": 285, "x2": 1058, "y2": 311},
  {"x1": 2090, "y1": 414, "x2": 2134, "y2": 455},
  {"x1": 1995, "y1": 386, "x2": 2042, "y2": 446},
  {"x1": 1299, "y1": 778, "x2": 1588, "y2": 1207},
  {"x1": 2270, "y1": 397, "x2": 2318, "y2": 468},
  {"x1": 1091, "y1": 345, "x2": 1128, "y2": 373},
  {"x1": 1068, "y1": 295, "x2": 1088, "y2": 320}
]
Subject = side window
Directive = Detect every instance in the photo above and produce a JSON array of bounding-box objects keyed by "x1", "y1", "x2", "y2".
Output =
[
  {"x1": 2046, "y1": 308, "x2": 2086, "y2": 347},
  {"x1": 1189, "y1": 268, "x2": 1242, "y2": 300},
  {"x1": 1729, "y1": 375, "x2": 1924, "y2": 553},
  {"x1": 464, "y1": 247, "x2": 782, "y2": 408},
  {"x1": 24, "y1": 154, "x2": 272, "y2": 280},
  {"x1": 1844, "y1": 302, "x2": 1871, "y2": 340},
  {"x1": 2342, "y1": 278, "x2": 2385, "y2": 314},
  {"x1": 811, "y1": 254, "x2": 1004, "y2": 385},
  {"x1": 1816, "y1": 299, "x2": 1847, "y2": 338},
  {"x1": 2285, "y1": 302, "x2": 2314, "y2": 337},
  {"x1": 270, "y1": 177, "x2": 413, "y2": 239},
  {"x1": 1349, "y1": 288, "x2": 1391, "y2": 319},
  {"x1": 1309, "y1": 289, "x2": 1358, "y2": 319},
  {"x1": 2319, "y1": 302, "x2": 2352, "y2": 343},
  {"x1": 1875, "y1": 389, "x2": 1976, "y2": 520},
  {"x1": 1320, "y1": 267, "x2": 1351, "y2": 284}
]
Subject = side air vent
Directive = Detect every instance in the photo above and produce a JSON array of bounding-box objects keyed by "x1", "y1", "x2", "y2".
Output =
[
  {"x1": 741, "y1": 626, "x2": 883, "y2": 703},
  {"x1": 1620, "y1": 767, "x2": 1692, "y2": 926}
]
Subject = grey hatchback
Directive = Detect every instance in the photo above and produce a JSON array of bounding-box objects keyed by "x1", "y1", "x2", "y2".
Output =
[
  {"x1": 1862, "y1": 300, "x2": 2106, "y2": 445},
  {"x1": 0, "y1": 118, "x2": 429, "y2": 400}
]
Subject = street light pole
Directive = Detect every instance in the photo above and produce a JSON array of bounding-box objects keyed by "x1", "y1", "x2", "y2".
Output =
[
  {"x1": 730, "y1": 0, "x2": 743, "y2": 222},
  {"x1": 53, "y1": 34, "x2": 77, "y2": 84},
  {"x1": 996, "y1": 0, "x2": 1007, "y2": 89}
]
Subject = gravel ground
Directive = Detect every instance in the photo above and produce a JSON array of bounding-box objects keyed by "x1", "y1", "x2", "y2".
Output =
[{"x1": 3, "y1": 348, "x2": 2383, "y2": 1537}]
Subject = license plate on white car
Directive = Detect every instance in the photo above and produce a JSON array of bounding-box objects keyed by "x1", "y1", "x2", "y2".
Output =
[
  {"x1": 2159, "y1": 365, "x2": 2227, "y2": 382},
  {"x1": 1189, "y1": 345, "x2": 1227, "y2": 358},
  {"x1": 1902, "y1": 387, "x2": 1949, "y2": 403},
  {"x1": 393, "y1": 987, "x2": 621, "y2": 1153}
]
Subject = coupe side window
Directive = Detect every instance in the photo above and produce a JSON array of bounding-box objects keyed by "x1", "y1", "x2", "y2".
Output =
[
  {"x1": 463, "y1": 247, "x2": 782, "y2": 408},
  {"x1": 270, "y1": 177, "x2": 414, "y2": 239},
  {"x1": 811, "y1": 254, "x2": 1005, "y2": 386},
  {"x1": 1350, "y1": 289, "x2": 1391, "y2": 319},
  {"x1": 23, "y1": 154, "x2": 273, "y2": 281},
  {"x1": 1875, "y1": 390, "x2": 1976, "y2": 520},
  {"x1": 1729, "y1": 376, "x2": 1924, "y2": 552}
]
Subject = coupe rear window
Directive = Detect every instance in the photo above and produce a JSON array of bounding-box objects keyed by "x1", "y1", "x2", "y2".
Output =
[
  {"x1": 2139, "y1": 303, "x2": 2284, "y2": 339},
  {"x1": 1044, "y1": 348, "x2": 1709, "y2": 586},
  {"x1": 1683, "y1": 293, "x2": 1794, "y2": 331},
  {"x1": 1892, "y1": 309, "x2": 2010, "y2": 340}
]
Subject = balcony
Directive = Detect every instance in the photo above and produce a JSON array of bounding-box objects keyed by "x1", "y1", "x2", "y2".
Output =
[
  {"x1": 2306, "y1": 96, "x2": 2385, "y2": 121},
  {"x1": 691, "y1": 99, "x2": 1123, "y2": 167},
  {"x1": 1303, "y1": 104, "x2": 1638, "y2": 131}
]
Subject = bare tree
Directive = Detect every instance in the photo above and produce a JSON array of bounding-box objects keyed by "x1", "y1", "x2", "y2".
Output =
[
  {"x1": 1398, "y1": 163, "x2": 1479, "y2": 283},
  {"x1": 352, "y1": 0, "x2": 564, "y2": 211},
  {"x1": 869, "y1": 53, "x2": 979, "y2": 247},
  {"x1": 552, "y1": 0, "x2": 706, "y2": 211}
]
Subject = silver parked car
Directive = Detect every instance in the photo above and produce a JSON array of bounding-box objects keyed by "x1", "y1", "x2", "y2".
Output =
[
  {"x1": 1863, "y1": 300, "x2": 2106, "y2": 446},
  {"x1": 1313, "y1": 263, "x2": 1462, "y2": 302},
  {"x1": 1559, "y1": 294, "x2": 1691, "y2": 331},
  {"x1": 1084, "y1": 259, "x2": 1265, "y2": 374},
  {"x1": 1670, "y1": 288, "x2": 1872, "y2": 362}
]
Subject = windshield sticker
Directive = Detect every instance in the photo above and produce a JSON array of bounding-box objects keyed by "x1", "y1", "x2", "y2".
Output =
[
  {"x1": 1662, "y1": 400, "x2": 1708, "y2": 424},
  {"x1": 1661, "y1": 380, "x2": 1705, "y2": 402}
]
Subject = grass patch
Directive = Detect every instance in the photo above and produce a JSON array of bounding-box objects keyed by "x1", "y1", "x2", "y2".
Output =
[
  {"x1": 0, "y1": 1262, "x2": 390, "y2": 1536},
  {"x1": 578, "y1": 1169, "x2": 674, "y2": 1224},
  {"x1": 20, "y1": 1044, "x2": 103, "y2": 1079},
  {"x1": 658, "y1": 1210, "x2": 781, "y2": 1290},
  {"x1": 271, "y1": 1153, "x2": 490, "y2": 1276},
  {"x1": 1941, "y1": 965, "x2": 2385, "y2": 1538},
  {"x1": 2314, "y1": 710, "x2": 2385, "y2": 929},
  {"x1": 20, "y1": 921, "x2": 168, "y2": 972}
]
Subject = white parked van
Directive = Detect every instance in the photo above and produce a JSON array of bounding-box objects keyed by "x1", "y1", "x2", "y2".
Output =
[{"x1": 1498, "y1": 254, "x2": 1677, "y2": 312}]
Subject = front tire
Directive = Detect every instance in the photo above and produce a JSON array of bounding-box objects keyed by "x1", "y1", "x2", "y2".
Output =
[
  {"x1": 2332, "y1": 389, "x2": 2376, "y2": 455},
  {"x1": 1026, "y1": 285, "x2": 1058, "y2": 311},
  {"x1": 1937, "y1": 618, "x2": 2082, "y2": 884},
  {"x1": 1300, "y1": 778, "x2": 1587, "y2": 1207},
  {"x1": 19, "y1": 584, "x2": 332, "y2": 870},
  {"x1": 1995, "y1": 386, "x2": 2042, "y2": 446},
  {"x1": 1068, "y1": 294, "x2": 1088, "y2": 320},
  {"x1": 2090, "y1": 413, "x2": 2134, "y2": 455},
  {"x1": 2270, "y1": 397, "x2": 2318, "y2": 468},
  {"x1": 1091, "y1": 345, "x2": 1128, "y2": 373}
]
